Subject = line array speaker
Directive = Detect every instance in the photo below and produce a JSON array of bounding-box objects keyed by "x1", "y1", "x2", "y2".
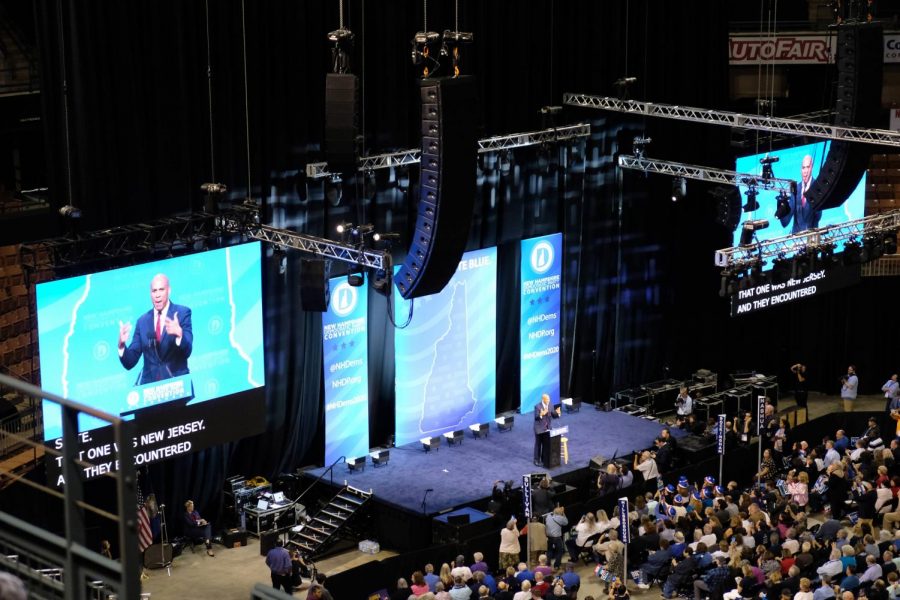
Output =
[
  {"x1": 395, "y1": 76, "x2": 477, "y2": 299},
  {"x1": 325, "y1": 73, "x2": 360, "y2": 175},
  {"x1": 807, "y1": 22, "x2": 883, "y2": 211},
  {"x1": 299, "y1": 259, "x2": 329, "y2": 312}
]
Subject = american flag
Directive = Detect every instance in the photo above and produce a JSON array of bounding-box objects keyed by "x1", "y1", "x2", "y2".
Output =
[{"x1": 136, "y1": 480, "x2": 153, "y2": 553}]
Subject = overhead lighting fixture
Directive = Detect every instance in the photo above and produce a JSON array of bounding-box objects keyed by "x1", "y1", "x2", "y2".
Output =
[
  {"x1": 373, "y1": 232, "x2": 400, "y2": 243},
  {"x1": 671, "y1": 177, "x2": 686, "y2": 202},
  {"x1": 885, "y1": 231, "x2": 898, "y2": 255},
  {"x1": 774, "y1": 190, "x2": 791, "y2": 220},
  {"x1": 742, "y1": 185, "x2": 760, "y2": 212},
  {"x1": 740, "y1": 219, "x2": 769, "y2": 246},
  {"x1": 347, "y1": 268, "x2": 365, "y2": 287},
  {"x1": 759, "y1": 154, "x2": 779, "y2": 183}
]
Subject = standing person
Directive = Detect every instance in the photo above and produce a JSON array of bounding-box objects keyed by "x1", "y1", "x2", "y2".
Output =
[
  {"x1": 791, "y1": 364, "x2": 808, "y2": 410},
  {"x1": 533, "y1": 393, "x2": 560, "y2": 467},
  {"x1": 778, "y1": 154, "x2": 821, "y2": 234},
  {"x1": 544, "y1": 507, "x2": 568, "y2": 570},
  {"x1": 675, "y1": 386, "x2": 693, "y2": 417},
  {"x1": 265, "y1": 539, "x2": 293, "y2": 594},
  {"x1": 118, "y1": 273, "x2": 194, "y2": 385},
  {"x1": 841, "y1": 366, "x2": 858, "y2": 412},
  {"x1": 499, "y1": 519, "x2": 522, "y2": 572},
  {"x1": 883, "y1": 374, "x2": 900, "y2": 413}
]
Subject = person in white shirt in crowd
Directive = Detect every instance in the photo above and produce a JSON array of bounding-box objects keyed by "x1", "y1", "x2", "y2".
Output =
[
  {"x1": 633, "y1": 450, "x2": 659, "y2": 482},
  {"x1": 675, "y1": 386, "x2": 693, "y2": 417}
]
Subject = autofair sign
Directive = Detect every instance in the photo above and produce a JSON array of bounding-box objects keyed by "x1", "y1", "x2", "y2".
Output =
[{"x1": 729, "y1": 32, "x2": 900, "y2": 65}]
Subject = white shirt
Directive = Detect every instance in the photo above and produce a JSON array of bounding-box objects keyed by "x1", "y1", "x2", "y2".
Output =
[
  {"x1": 676, "y1": 394, "x2": 693, "y2": 416},
  {"x1": 636, "y1": 458, "x2": 659, "y2": 479}
]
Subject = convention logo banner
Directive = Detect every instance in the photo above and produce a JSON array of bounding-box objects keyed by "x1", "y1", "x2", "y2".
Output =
[
  {"x1": 730, "y1": 33, "x2": 900, "y2": 65},
  {"x1": 520, "y1": 233, "x2": 562, "y2": 412},
  {"x1": 322, "y1": 278, "x2": 369, "y2": 465},
  {"x1": 393, "y1": 247, "x2": 497, "y2": 446}
]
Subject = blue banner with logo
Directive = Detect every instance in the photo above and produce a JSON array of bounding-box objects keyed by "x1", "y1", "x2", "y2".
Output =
[
  {"x1": 717, "y1": 414, "x2": 726, "y2": 455},
  {"x1": 323, "y1": 278, "x2": 369, "y2": 465},
  {"x1": 520, "y1": 233, "x2": 562, "y2": 412}
]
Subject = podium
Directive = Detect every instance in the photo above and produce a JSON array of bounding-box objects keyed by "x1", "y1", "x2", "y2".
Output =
[{"x1": 546, "y1": 426, "x2": 569, "y2": 468}]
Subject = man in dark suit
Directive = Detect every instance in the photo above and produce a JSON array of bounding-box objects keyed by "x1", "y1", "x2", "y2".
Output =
[
  {"x1": 533, "y1": 393, "x2": 560, "y2": 467},
  {"x1": 777, "y1": 154, "x2": 821, "y2": 234},
  {"x1": 118, "y1": 273, "x2": 193, "y2": 384}
]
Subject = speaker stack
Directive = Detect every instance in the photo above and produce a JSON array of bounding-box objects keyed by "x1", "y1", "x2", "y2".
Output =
[
  {"x1": 325, "y1": 73, "x2": 360, "y2": 175},
  {"x1": 395, "y1": 76, "x2": 477, "y2": 299},
  {"x1": 806, "y1": 22, "x2": 883, "y2": 211},
  {"x1": 299, "y1": 259, "x2": 329, "y2": 312}
]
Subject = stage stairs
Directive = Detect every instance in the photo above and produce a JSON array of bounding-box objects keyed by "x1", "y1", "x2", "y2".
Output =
[{"x1": 288, "y1": 483, "x2": 372, "y2": 558}]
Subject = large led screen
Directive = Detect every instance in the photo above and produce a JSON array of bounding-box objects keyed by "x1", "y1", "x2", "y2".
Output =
[
  {"x1": 393, "y1": 247, "x2": 497, "y2": 446},
  {"x1": 734, "y1": 141, "x2": 866, "y2": 254},
  {"x1": 36, "y1": 243, "x2": 266, "y2": 483}
]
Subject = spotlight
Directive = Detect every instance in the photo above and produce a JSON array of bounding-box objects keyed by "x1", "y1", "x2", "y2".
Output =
[
  {"x1": 759, "y1": 154, "x2": 779, "y2": 183},
  {"x1": 632, "y1": 136, "x2": 652, "y2": 159},
  {"x1": 742, "y1": 186, "x2": 759, "y2": 212},
  {"x1": 347, "y1": 456, "x2": 367, "y2": 472},
  {"x1": 337, "y1": 222, "x2": 353, "y2": 236},
  {"x1": 347, "y1": 269, "x2": 365, "y2": 287},
  {"x1": 671, "y1": 177, "x2": 686, "y2": 202},
  {"x1": 373, "y1": 232, "x2": 400, "y2": 243},
  {"x1": 420, "y1": 436, "x2": 441, "y2": 452},
  {"x1": 885, "y1": 232, "x2": 898, "y2": 255},
  {"x1": 740, "y1": 219, "x2": 769, "y2": 246},
  {"x1": 494, "y1": 415, "x2": 514, "y2": 432},
  {"x1": 443, "y1": 430, "x2": 464, "y2": 446},
  {"x1": 468, "y1": 423, "x2": 490, "y2": 439},
  {"x1": 200, "y1": 182, "x2": 228, "y2": 194},
  {"x1": 840, "y1": 239, "x2": 864, "y2": 265},
  {"x1": 369, "y1": 449, "x2": 390, "y2": 467},
  {"x1": 862, "y1": 235, "x2": 885, "y2": 262},
  {"x1": 791, "y1": 248, "x2": 812, "y2": 280},
  {"x1": 774, "y1": 190, "x2": 791, "y2": 220},
  {"x1": 59, "y1": 205, "x2": 82, "y2": 219}
]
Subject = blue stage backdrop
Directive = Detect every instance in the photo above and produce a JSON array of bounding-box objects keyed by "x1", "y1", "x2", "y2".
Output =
[
  {"x1": 393, "y1": 247, "x2": 497, "y2": 446},
  {"x1": 35, "y1": 242, "x2": 266, "y2": 441},
  {"x1": 520, "y1": 233, "x2": 562, "y2": 412},
  {"x1": 322, "y1": 277, "x2": 369, "y2": 464}
]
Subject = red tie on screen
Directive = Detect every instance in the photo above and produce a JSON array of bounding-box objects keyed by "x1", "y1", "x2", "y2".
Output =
[{"x1": 155, "y1": 311, "x2": 162, "y2": 343}]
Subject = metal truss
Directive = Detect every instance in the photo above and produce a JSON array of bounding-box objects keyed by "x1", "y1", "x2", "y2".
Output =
[
  {"x1": 305, "y1": 123, "x2": 592, "y2": 178},
  {"x1": 618, "y1": 155, "x2": 796, "y2": 193},
  {"x1": 715, "y1": 209, "x2": 900, "y2": 270},
  {"x1": 20, "y1": 212, "x2": 223, "y2": 270},
  {"x1": 564, "y1": 93, "x2": 900, "y2": 148},
  {"x1": 219, "y1": 219, "x2": 388, "y2": 270},
  {"x1": 21, "y1": 205, "x2": 388, "y2": 272}
]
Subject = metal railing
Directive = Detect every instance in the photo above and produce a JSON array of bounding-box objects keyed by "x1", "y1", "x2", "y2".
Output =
[{"x1": 0, "y1": 373, "x2": 141, "y2": 600}]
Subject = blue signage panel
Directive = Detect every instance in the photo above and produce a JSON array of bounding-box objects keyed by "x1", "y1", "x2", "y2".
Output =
[
  {"x1": 618, "y1": 497, "x2": 630, "y2": 543},
  {"x1": 717, "y1": 414, "x2": 726, "y2": 455},
  {"x1": 520, "y1": 233, "x2": 562, "y2": 412},
  {"x1": 323, "y1": 278, "x2": 370, "y2": 464},
  {"x1": 393, "y1": 247, "x2": 497, "y2": 446}
]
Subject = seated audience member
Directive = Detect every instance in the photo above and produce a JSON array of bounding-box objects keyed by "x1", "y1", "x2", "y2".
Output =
[
  {"x1": 411, "y1": 571, "x2": 430, "y2": 596},
  {"x1": 635, "y1": 538, "x2": 671, "y2": 589},
  {"x1": 512, "y1": 580, "x2": 532, "y2": 600},
  {"x1": 182, "y1": 500, "x2": 214, "y2": 556},
  {"x1": 391, "y1": 578, "x2": 411, "y2": 600},
  {"x1": 424, "y1": 564, "x2": 440, "y2": 592},
  {"x1": 449, "y1": 575, "x2": 472, "y2": 600}
]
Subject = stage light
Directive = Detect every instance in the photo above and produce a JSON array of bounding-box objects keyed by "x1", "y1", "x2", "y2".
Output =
[
  {"x1": 347, "y1": 268, "x2": 365, "y2": 287},
  {"x1": 742, "y1": 186, "x2": 759, "y2": 212},
  {"x1": 420, "y1": 436, "x2": 441, "y2": 452},
  {"x1": 370, "y1": 449, "x2": 390, "y2": 467},
  {"x1": 59, "y1": 205, "x2": 82, "y2": 219},
  {"x1": 840, "y1": 239, "x2": 863, "y2": 265},
  {"x1": 468, "y1": 423, "x2": 490, "y2": 439},
  {"x1": 373, "y1": 232, "x2": 400, "y2": 243},
  {"x1": 347, "y1": 456, "x2": 367, "y2": 472},
  {"x1": 770, "y1": 254, "x2": 791, "y2": 284},
  {"x1": 671, "y1": 177, "x2": 686, "y2": 202},
  {"x1": 885, "y1": 232, "x2": 898, "y2": 255},
  {"x1": 759, "y1": 154, "x2": 779, "y2": 183},
  {"x1": 632, "y1": 136, "x2": 652, "y2": 159},
  {"x1": 791, "y1": 249, "x2": 812, "y2": 279},
  {"x1": 562, "y1": 397, "x2": 581, "y2": 413},
  {"x1": 862, "y1": 235, "x2": 885, "y2": 262},
  {"x1": 337, "y1": 222, "x2": 353, "y2": 236},
  {"x1": 443, "y1": 430, "x2": 464, "y2": 446},
  {"x1": 774, "y1": 190, "x2": 791, "y2": 220},
  {"x1": 495, "y1": 415, "x2": 514, "y2": 432},
  {"x1": 740, "y1": 219, "x2": 769, "y2": 246}
]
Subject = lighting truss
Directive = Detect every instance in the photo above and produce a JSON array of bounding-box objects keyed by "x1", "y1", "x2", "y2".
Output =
[
  {"x1": 304, "y1": 123, "x2": 591, "y2": 178},
  {"x1": 563, "y1": 93, "x2": 900, "y2": 148},
  {"x1": 618, "y1": 155, "x2": 796, "y2": 193},
  {"x1": 219, "y1": 219, "x2": 388, "y2": 270},
  {"x1": 714, "y1": 209, "x2": 900, "y2": 271},
  {"x1": 21, "y1": 204, "x2": 388, "y2": 272}
]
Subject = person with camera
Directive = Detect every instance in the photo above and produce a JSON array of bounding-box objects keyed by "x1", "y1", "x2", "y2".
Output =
[
  {"x1": 633, "y1": 450, "x2": 659, "y2": 484},
  {"x1": 597, "y1": 463, "x2": 620, "y2": 496},
  {"x1": 840, "y1": 365, "x2": 858, "y2": 412},
  {"x1": 675, "y1": 386, "x2": 693, "y2": 417},
  {"x1": 790, "y1": 363, "x2": 809, "y2": 409},
  {"x1": 883, "y1": 373, "x2": 900, "y2": 412},
  {"x1": 544, "y1": 506, "x2": 568, "y2": 570}
]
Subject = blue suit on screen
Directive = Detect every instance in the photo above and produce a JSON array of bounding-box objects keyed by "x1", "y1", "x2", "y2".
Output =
[{"x1": 120, "y1": 303, "x2": 193, "y2": 385}]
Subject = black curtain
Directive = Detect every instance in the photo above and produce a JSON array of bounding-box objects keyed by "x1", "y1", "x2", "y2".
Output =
[{"x1": 37, "y1": 0, "x2": 900, "y2": 530}]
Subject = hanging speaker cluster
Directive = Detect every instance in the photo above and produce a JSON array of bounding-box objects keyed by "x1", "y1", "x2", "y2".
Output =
[
  {"x1": 395, "y1": 76, "x2": 477, "y2": 299},
  {"x1": 325, "y1": 73, "x2": 360, "y2": 176},
  {"x1": 806, "y1": 22, "x2": 883, "y2": 211}
]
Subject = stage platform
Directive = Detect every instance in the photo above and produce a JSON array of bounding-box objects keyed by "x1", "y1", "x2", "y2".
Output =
[{"x1": 307, "y1": 408, "x2": 679, "y2": 515}]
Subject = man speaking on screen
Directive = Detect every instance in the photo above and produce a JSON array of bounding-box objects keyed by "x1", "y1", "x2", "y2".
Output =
[
  {"x1": 118, "y1": 274, "x2": 193, "y2": 384},
  {"x1": 533, "y1": 393, "x2": 561, "y2": 467}
]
